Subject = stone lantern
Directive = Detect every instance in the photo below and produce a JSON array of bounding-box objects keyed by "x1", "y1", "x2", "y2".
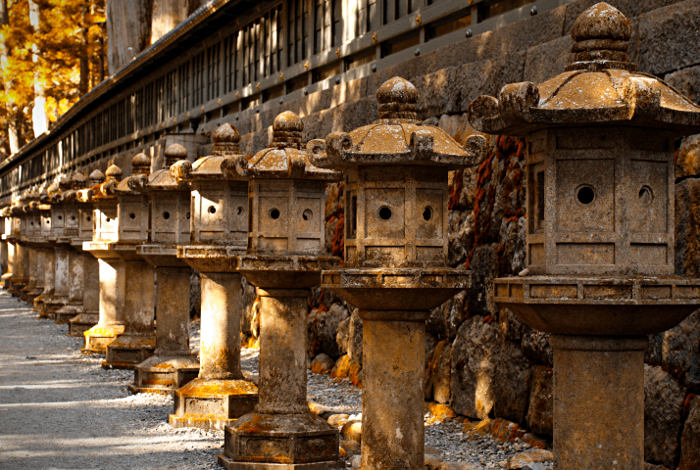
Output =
[
  {"x1": 15, "y1": 191, "x2": 37, "y2": 301},
  {"x1": 87, "y1": 153, "x2": 156, "y2": 369},
  {"x1": 467, "y1": 4, "x2": 700, "y2": 469},
  {"x1": 217, "y1": 112, "x2": 344, "y2": 470},
  {"x1": 25, "y1": 185, "x2": 53, "y2": 308},
  {"x1": 82, "y1": 165, "x2": 127, "y2": 354},
  {"x1": 130, "y1": 143, "x2": 199, "y2": 394},
  {"x1": 309, "y1": 77, "x2": 482, "y2": 470},
  {"x1": 33, "y1": 186, "x2": 56, "y2": 318},
  {"x1": 54, "y1": 173, "x2": 97, "y2": 326},
  {"x1": 170, "y1": 123, "x2": 258, "y2": 430},
  {"x1": 21, "y1": 189, "x2": 45, "y2": 304},
  {"x1": 43, "y1": 177, "x2": 74, "y2": 316}
]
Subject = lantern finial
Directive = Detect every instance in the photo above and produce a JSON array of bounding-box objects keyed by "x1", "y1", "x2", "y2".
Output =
[
  {"x1": 212, "y1": 123, "x2": 241, "y2": 156},
  {"x1": 271, "y1": 111, "x2": 303, "y2": 150},
  {"x1": 376, "y1": 77, "x2": 419, "y2": 122},
  {"x1": 164, "y1": 143, "x2": 187, "y2": 167},
  {"x1": 567, "y1": 2, "x2": 633, "y2": 71}
]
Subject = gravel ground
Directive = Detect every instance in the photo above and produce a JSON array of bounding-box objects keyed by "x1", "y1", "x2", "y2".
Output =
[{"x1": 0, "y1": 288, "x2": 549, "y2": 470}]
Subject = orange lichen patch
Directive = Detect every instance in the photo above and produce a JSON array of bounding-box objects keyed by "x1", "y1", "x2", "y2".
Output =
[
  {"x1": 339, "y1": 447, "x2": 347, "y2": 458},
  {"x1": 331, "y1": 355, "x2": 351, "y2": 379},
  {"x1": 463, "y1": 417, "x2": 546, "y2": 448},
  {"x1": 310, "y1": 360, "x2": 331, "y2": 375},
  {"x1": 84, "y1": 325, "x2": 124, "y2": 338},
  {"x1": 177, "y1": 379, "x2": 258, "y2": 397},
  {"x1": 331, "y1": 212, "x2": 344, "y2": 257},
  {"x1": 448, "y1": 169, "x2": 464, "y2": 210},
  {"x1": 142, "y1": 377, "x2": 176, "y2": 386},
  {"x1": 109, "y1": 336, "x2": 156, "y2": 349},
  {"x1": 152, "y1": 362, "x2": 176, "y2": 369},
  {"x1": 348, "y1": 362, "x2": 362, "y2": 388},
  {"x1": 463, "y1": 418, "x2": 492, "y2": 435},
  {"x1": 237, "y1": 414, "x2": 274, "y2": 433},
  {"x1": 426, "y1": 403, "x2": 456, "y2": 424},
  {"x1": 243, "y1": 336, "x2": 260, "y2": 349}
]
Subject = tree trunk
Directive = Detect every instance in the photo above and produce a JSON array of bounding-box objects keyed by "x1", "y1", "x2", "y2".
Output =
[
  {"x1": 151, "y1": 0, "x2": 188, "y2": 43},
  {"x1": 1, "y1": 0, "x2": 18, "y2": 156},
  {"x1": 29, "y1": 0, "x2": 48, "y2": 137},
  {"x1": 106, "y1": 0, "x2": 152, "y2": 75},
  {"x1": 78, "y1": 6, "x2": 90, "y2": 96}
]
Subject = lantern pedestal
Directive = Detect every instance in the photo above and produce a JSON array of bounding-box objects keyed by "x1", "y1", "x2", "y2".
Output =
[
  {"x1": 11, "y1": 242, "x2": 30, "y2": 297},
  {"x1": 68, "y1": 252, "x2": 100, "y2": 336},
  {"x1": 34, "y1": 247, "x2": 56, "y2": 318},
  {"x1": 82, "y1": 243, "x2": 127, "y2": 354},
  {"x1": 321, "y1": 268, "x2": 470, "y2": 470},
  {"x1": 19, "y1": 246, "x2": 37, "y2": 302},
  {"x1": 25, "y1": 245, "x2": 45, "y2": 303},
  {"x1": 219, "y1": 258, "x2": 343, "y2": 470},
  {"x1": 130, "y1": 257, "x2": 199, "y2": 395},
  {"x1": 494, "y1": 275, "x2": 700, "y2": 470},
  {"x1": 169, "y1": 271, "x2": 258, "y2": 431},
  {"x1": 55, "y1": 248, "x2": 85, "y2": 324},
  {"x1": 44, "y1": 245, "x2": 71, "y2": 316},
  {"x1": 102, "y1": 247, "x2": 155, "y2": 369}
]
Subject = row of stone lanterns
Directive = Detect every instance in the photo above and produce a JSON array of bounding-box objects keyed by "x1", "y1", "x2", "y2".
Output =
[{"x1": 1, "y1": 5, "x2": 699, "y2": 470}]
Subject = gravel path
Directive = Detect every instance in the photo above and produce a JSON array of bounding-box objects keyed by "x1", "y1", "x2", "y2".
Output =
[{"x1": 0, "y1": 288, "x2": 550, "y2": 470}]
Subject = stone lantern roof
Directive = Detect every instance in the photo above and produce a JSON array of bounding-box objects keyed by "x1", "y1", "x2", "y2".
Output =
[
  {"x1": 311, "y1": 77, "x2": 487, "y2": 169},
  {"x1": 468, "y1": 2, "x2": 700, "y2": 136},
  {"x1": 146, "y1": 144, "x2": 189, "y2": 191},
  {"x1": 90, "y1": 164, "x2": 122, "y2": 201},
  {"x1": 117, "y1": 153, "x2": 151, "y2": 194},
  {"x1": 172, "y1": 124, "x2": 249, "y2": 182},
  {"x1": 60, "y1": 172, "x2": 88, "y2": 203},
  {"x1": 224, "y1": 111, "x2": 340, "y2": 180}
]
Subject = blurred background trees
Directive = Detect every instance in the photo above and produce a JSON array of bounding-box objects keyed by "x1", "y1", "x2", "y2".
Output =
[{"x1": 0, "y1": 0, "x2": 202, "y2": 160}]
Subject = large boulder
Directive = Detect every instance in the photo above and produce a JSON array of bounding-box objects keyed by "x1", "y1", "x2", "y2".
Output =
[
  {"x1": 646, "y1": 311, "x2": 700, "y2": 392},
  {"x1": 526, "y1": 365, "x2": 553, "y2": 436},
  {"x1": 347, "y1": 306, "x2": 363, "y2": 366},
  {"x1": 644, "y1": 364, "x2": 685, "y2": 468},
  {"x1": 425, "y1": 339, "x2": 452, "y2": 404},
  {"x1": 451, "y1": 315, "x2": 502, "y2": 419},
  {"x1": 492, "y1": 339, "x2": 531, "y2": 424},
  {"x1": 308, "y1": 303, "x2": 350, "y2": 358},
  {"x1": 679, "y1": 395, "x2": 700, "y2": 470}
]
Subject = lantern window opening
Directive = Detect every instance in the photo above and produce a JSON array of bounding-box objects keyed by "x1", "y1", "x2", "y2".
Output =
[
  {"x1": 269, "y1": 208, "x2": 281, "y2": 219},
  {"x1": 576, "y1": 185, "x2": 595, "y2": 205},
  {"x1": 378, "y1": 206, "x2": 392, "y2": 220}
]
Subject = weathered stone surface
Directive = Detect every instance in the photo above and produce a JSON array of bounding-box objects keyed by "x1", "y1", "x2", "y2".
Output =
[
  {"x1": 523, "y1": 35, "x2": 575, "y2": 86},
  {"x1": 308, "y1": 303, "x2": 350, "y2": 359},
  {"x1": 451, "y1": 316, "x2": 501, "y2": 419},
  {"x1": 241, "y1": 278, "x2": 258, "y2": 340},
  {"x1": 448, "y1": 210, "x2": 474, "y2": 267},
  {"x1": 335, "y1": 315, "x2": 350, "y2": 356},
  {"x1": 525, "y1": 365, "x2": 553, "y2": 436},
  {"x1": 679, "y1": 395, "x2": 700, "y2": 470},
  {"x1": 666, "y1": 65, "x2": 700, "y2": 106},
  {"x1": 346, "y1": 306, "x2": 363, "y2": 366},
  {"x1": 425, "y1": 339, "x2": 452, "y2": 405},
  {"x1": 189, "y1": 271, "x2": 201, "y2": 319},
  {"x1": 563, "y1": 0, "x2": 687, "y2": 33},
  {"x1": 636, "y1": 1, "x2": 700, "y2": 75},
  {"x1": 467, "y1": 244, "x2": 499, "y2": 316},
  {"x1": 310, "y1": 353, "x2": 335, "y2": 374},
  {"x1": 499, "y1": 307, "x2": 526, "y2": 342},
  {"x1": 416, "y1": 52, "x2": 527, "y2": 119},
  {"x1": 493, "y1": 340, "x2": 531, "y2": 424},
  {"x1": 646, "y1": 311, "x2": 700, "y2": 393},
  {"x1": 676, "y1": 178, "x2": 700, "y2": 277},
  {"x1": 506, "y1": 449, "x2": 554, "y2": 470},
  {"x1": 428, "y1": 291, "x2": 467, "y2": 340},
  {"x1": 644, "y1": 364, "x2": 685, "y2": 468},
  {"x1": 521, "y1": 328, "x2": 553, "y2": 367}
]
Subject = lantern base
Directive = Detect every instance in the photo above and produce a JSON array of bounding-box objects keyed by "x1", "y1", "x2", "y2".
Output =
[
  {"x1": 55, "y1": 303, "x2": 83, "y2": 324},
  {"x1": 33, "y1": 292, "x2": 53, "y2": 318},
  {"x1": 102, "y1": 334, "x2": 156, "y2": 369},
  {"x1": 493, "y1": 275, "x2": 700, "y2": 335},
  {"x1": 177, "y1": 245, "x2": 246, "y2": 273},
  {"x1": 137, "y1": 245, "x2": 191, "y2": 268},
  {"x1": 321, "y1": 267, "x2": 471, "y2": 311},
  {"x1": 168, "y1": 377, "x2": 258, "y2": 431},
  {"x1": 234, "y1": 255, "x2": 340, "y2": 289},
  {"x1": 220, "y1": 412, "x2": 343, "y2": 470},
  {"x1": 129, "y1": 354, "x2": 200, "y2": 395},
  {"x1": 82, "y1": 323, "x2": 125, "y2": 353},
  {"x1": 43, "y1": 295, "x2": 70, "y2": 317},
  {"x1": 67, "y1": 311, "x2": 99, "y2": 337}
]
